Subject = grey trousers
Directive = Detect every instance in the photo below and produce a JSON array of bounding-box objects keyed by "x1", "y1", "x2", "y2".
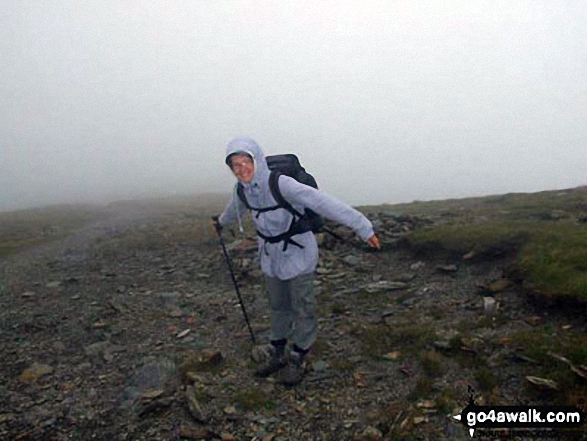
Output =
[{"x1": 264, "y1": 272, "x2": 317, "y2": 351}]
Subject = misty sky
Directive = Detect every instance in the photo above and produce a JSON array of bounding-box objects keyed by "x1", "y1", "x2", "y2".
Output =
[{"x1": 1, "y1": 1, "x2": 586, "y2": 211}]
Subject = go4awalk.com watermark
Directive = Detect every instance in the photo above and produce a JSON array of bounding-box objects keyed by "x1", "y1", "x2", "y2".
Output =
[{"x1": 453, "y1": 390, "x2": 586, "y2": 438}]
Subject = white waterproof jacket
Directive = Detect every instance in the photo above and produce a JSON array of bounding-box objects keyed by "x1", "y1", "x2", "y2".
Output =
[{"x1": 218, "y1": 138, "x2": 375, "y2": 280}]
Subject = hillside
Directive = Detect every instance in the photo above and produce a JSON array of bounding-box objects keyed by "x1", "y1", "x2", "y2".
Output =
[{"x1": 0, "y1": 188, "x2": 586, "y2": 440}]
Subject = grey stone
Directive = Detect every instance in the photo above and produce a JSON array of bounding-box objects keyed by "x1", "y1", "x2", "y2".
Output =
[
  {"x1": 437, "y1": 264, "x2": 458, "y2": 273},
  {"x1": 343, "y1": 255, "x2": 361, "y2": 266},
  {"x1": 364, "y1": 281, "x2": 409, "y2": 293}
]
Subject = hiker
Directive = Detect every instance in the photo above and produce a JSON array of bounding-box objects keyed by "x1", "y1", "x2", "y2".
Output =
[{"x1": 213, "y1": 137, "x2": 380, "y2": 386}]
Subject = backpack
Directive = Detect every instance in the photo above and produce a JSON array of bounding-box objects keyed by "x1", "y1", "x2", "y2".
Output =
[{"x1": 236, "y1": 154, "x2": 324, "y2": 250}]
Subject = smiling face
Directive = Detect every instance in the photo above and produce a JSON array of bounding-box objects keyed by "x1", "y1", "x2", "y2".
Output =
[{"x1": 229, "y1": 154, "x2": 255, "y2": 183}]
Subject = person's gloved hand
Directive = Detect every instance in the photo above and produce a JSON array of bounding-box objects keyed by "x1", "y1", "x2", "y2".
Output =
[{"x1": 211, "y1": 215, "x2": 223, "y2": 235}]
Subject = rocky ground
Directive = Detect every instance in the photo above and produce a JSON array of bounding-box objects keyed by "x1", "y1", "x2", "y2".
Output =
[{"x1": 0, "y1": 203, "x2": 586, "y2": 440}]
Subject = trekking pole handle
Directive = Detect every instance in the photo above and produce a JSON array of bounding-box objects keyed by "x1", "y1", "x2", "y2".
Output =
[{"x1": 211, "y1": 215, "x2": 223, "y2": 235}]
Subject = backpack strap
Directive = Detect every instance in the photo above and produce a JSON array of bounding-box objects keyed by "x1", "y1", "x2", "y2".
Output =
[
  {"x1": 268, "y1": 171, "x2": 303, "y2": 218},
  {"x1": 236, "y1": 182, "x2": 280, "y2": 219},
  {"x1": 237, "y1": 175, "x2": 312, "y2": 251},
  {"x1": 236, "y1": 183, "x2": 252, "y2": 210}
]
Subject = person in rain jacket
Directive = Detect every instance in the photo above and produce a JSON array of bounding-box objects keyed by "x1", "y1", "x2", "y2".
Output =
[{"x1": 214, "y1": 137, "x2": 380, "y2": 386}]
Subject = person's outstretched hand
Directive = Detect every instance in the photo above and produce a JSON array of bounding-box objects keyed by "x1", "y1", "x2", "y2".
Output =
[{"x1": 367, "y1": 234, "x2": 381, "y2": 249}]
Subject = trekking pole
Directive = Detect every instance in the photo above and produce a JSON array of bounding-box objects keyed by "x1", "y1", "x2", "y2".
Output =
[
  {"x1": 322, "y1": 226, "x2": 345, "y2": 241},
  {"x1": 211, "y1": 216, "x2": 256, "y2": 344}
]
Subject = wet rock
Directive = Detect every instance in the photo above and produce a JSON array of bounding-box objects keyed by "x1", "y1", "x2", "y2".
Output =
[
  {"x1": 107, "y1": 295, "x2": 128, "y2": 313},
  {"x1": 84, "y1": 340, "x2": 109, "y2": 356},
  {"x1": 381, "y1": 352, "x2": 400, "y2": 361},
  {"x1": 483, "y1": 297, "x2": 497, "y2": 315},
  {"x1": 157, "y1": 291, "x2": 181, "y2": 304},
  {"x1": 436, "y1": 264, "x2": 458, "y2": 273},
  {"x1": 526, "y1": 376, "x2": 559, "y2": 391},
  {"x1": 251, "y1": 344, "x2": 273, "y2": 364},
  {"x1": 125, "y1": 357, "x2": 179, "y2": 412},
  {"x1": 343, "y1": 255, "x2": 362, "y2": 266},
  {"x1": 433, "y1": 329, "x2": 460, "y2": 350},
  {"x1": 354, "y1": 425, "x2": 383, "y2": 441},
  {"x1": 167, "y1": 305, "x2": 185, "y2": 318},
  {"x1": 224, "y1": 405, "x2": 237, "y2": 415},
  {"x1": 20, "y1": 363, "x2": 54, "y2": 383},
  {"x1": 485, "y1": 278, "x2": 513, "y2": 293},
  {"x1": 413, "y1": 416, "x2": 428, "y2": 425},
  {"x1": 525, "y1": 316, "x2": 543, "y2": 326},
  {"x1": 136, "y1": 395, "x2": 173, "y2": 417},
  {"x1": 179, "y1": 426, "x2": 216, "y2": 440},
  {"x1": 313, "y1": 360, "x2": 330, "y2": 372},
  {"x1": 364, "y1": 281, "x2": 409, "y2": 293},
  {"x1": 185, "y1": 384, "x2": 209, "y2": 422},
  {"x1": 52, "y1": 341, "x2": 67, "y2": 353},
  {"x1": 177, "y1": 329, "x2": 191, "y2": 338},
  {"x1": 180, "y1": 350, "x2": 225, "y2": 380},
  {"x1": 394, "y1": 273, "x2": 416, "y2": 283}
]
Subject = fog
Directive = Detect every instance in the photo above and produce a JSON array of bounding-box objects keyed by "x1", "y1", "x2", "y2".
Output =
[{"x1": 2, "y1": 1, "x2": 586, "y2": 212}]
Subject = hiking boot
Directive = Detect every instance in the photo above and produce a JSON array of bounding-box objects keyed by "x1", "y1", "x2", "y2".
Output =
[
  {"x1": 255, "y1": 347, "x2": 287, "y2": 377},
  {"x1": 279, "y1": 352, "x2": 306, "y2": 386}
]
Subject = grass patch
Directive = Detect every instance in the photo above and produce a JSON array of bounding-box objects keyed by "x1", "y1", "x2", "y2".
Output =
[
  {"x1": 409, "y1": 377, "x2": 434, "y2": 401},
  {"x1": 419, "y1": 350, "x2": 445, "y2": 378},
  {"x1": 401, "y1": 186, "x2": 587, "y2": 304},
  {"x1": 507, "y1": 328, "x2": 587, "y2": 366},
  {"x1": 0, "y1": 205, "x2": 105, "y2": 258},
  {"x1": 234, "y1": 388, "x2": 276, "y2": 411},
  {"x1": 517, "y1": 223, "x2": 587, "y2": 302},
  {"x1": 435, "y1": 388, "x2": 463, "y2": 415},
  {"x1": 355, "y1": 289, "x2": 392, "y2": 305},
  {"x1": 368, "y1": 187, "x2": 587, "y2": 220},
  {"x1": 505, "y1": 328, "x2": 587, "y2": 402},
  {"x1": 311, "y1": 339, "x2": 330, "y2": 357},
  {"x1": 352, "y1": 320, "x2": 434, "y2": 359},
  {"x1": 331, "y1": 357, "x2": 355, "y2": 372},
  {"x1": 330, "y1": 302, "x2": 348, "y2": 315},
  {"x1": 473, "y1": 367, "x2": 499, "y2": 392},
  {"x1": 407, "y1": 219, "x2": 534, "y2": 257},
  {"x1": 0, "y1": 238, "x2": 45, "y2": 258}
]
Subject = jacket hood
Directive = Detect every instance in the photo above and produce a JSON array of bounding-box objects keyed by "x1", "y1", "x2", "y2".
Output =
[{"x1": 225, "y1": 137, "x2": 270, "y2": 186}]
